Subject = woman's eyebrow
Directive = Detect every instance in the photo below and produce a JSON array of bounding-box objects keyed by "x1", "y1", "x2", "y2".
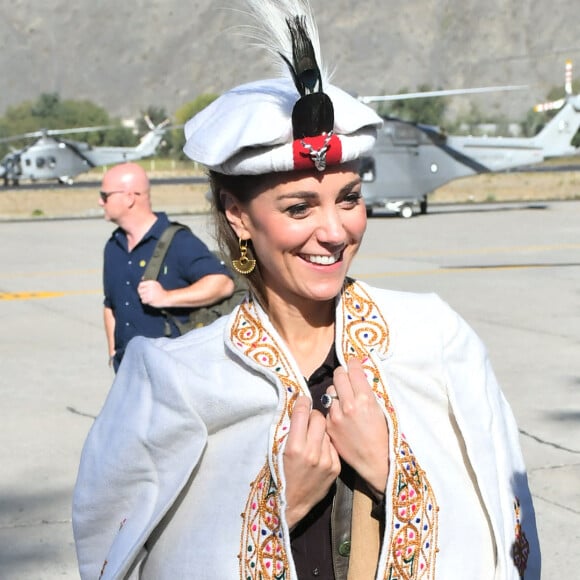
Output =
[
  {"x1": 338, "y1": 178, "x2": 361, "y2": 195},
  {"x1": 275, "y1": 191, "x2": 318, "y2": 201},
  {"x1": 275, "y1": 177, "x2": 361, "y2": 201}
]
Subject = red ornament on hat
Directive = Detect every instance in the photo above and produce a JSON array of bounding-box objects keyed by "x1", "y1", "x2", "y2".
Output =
[{"x1": 292, "y1": 132, "x2": 342, "y2": 171}]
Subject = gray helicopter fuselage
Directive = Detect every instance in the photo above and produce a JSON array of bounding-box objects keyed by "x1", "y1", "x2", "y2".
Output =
[
  {"x1": 0, "y1": 121, "x2": 167, "y2": 185},
  {"x1": 16, "y1": 138, "x2": 92, "y2": 182},
  {"x1": 445, "y1": 135, "x2": 544, "y2": 171},
  {"x1": 363, "y1": 95, "x2": 580, "y2": 216},
  {"x1": 361, "y1": 118, "x2": 480, "y2": 213}
]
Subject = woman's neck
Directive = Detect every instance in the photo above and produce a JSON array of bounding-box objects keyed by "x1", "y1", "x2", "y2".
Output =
[{"x1": 266, "y1": 296, "x2": 336, "y2": 378}]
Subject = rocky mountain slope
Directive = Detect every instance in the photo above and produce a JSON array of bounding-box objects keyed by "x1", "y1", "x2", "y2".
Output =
[{"x1": 1, "y1": 0, "x2": 578, "y2": 122}]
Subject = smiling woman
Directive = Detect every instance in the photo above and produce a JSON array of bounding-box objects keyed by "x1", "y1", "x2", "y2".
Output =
[
  {"x1": 72, "y1": 1, "x2": 540, "y2": 579},
  {"x1": 210, "y1": 163, "x2": 366, "y2": 311}
]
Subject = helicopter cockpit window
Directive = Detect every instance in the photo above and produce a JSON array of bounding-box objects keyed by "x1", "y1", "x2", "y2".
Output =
[
  {"x1": 36, "y1": 157, "x2": 46, "y2": 169},
  {"x1": 359, "y1": 156, "x2": 376, "y2": 182},
  {"x1": 25, "y1": 159, "x2": 31, "y2": 167}
]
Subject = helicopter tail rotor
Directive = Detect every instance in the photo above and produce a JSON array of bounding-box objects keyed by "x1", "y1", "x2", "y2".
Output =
[
  {"x1": 534, "y1": 60, "x2": 573, "y2": 112},
  {"x1": 143, "y1": 115, "x2": 171, "y2": 132},
  {"x1": 144, "y1": 115, "x2": 155, "y2": 131}
]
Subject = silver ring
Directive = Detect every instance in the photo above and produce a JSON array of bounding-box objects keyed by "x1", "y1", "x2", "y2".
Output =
[{"x1": 321, "y1": 393, "x2": 339, "y2": 409}]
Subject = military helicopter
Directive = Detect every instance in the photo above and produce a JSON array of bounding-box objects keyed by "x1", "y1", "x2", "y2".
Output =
[
  {"x1": 360, "y1": 61, "x2": 580, "y2": 217},
  {"x1": 0, "y1": 117, "x2": 169, "y2": 186}
]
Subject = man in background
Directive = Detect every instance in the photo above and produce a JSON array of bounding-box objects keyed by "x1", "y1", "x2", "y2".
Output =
[{"x1": 99, "y1": 162, "x2": 235, "y2": 371}]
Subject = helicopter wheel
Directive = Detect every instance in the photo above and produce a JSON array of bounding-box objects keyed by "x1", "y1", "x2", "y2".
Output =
[
  {"x1": 365, "y1": 206, "x2": 374, "y2": 218},
  {"x1": 400, "y1": 204, "x2": 414, "y2": 219},
  {"x1": 420, "y1": 198, "x2": 428, "y2": 214}
]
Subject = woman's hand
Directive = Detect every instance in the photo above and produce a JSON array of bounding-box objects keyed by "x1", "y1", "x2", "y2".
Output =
[
  {"x1": 283, "y1": 396, "x2": 341, "y2": 529},
  {"x1": 325, "y1": 358, "x2": 390, "y2": 497}
]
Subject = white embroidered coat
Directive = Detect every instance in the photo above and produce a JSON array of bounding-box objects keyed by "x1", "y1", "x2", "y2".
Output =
[{"x1": 72, "y1": 280, "x2": 540, "y2": 579}]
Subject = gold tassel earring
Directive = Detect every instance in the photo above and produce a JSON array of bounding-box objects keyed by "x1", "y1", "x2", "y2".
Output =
[{"x1": 232, "y1": 238, "x2": 256, "y2": 275}]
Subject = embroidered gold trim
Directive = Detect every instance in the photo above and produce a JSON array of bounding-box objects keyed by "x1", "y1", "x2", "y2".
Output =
[
  {"x1": 233, "y1": 301, "x2": 303, "y2": 580},
  {"x1": 341, "y1": 281, "x2": 439, "y2": 579},
  {"x1": 234, "y1": 281, "x2": 439, "y2": 579}
]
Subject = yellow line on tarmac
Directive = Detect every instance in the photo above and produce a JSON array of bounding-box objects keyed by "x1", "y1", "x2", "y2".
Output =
[{"x1": 0, "y1": 290, "x2": 100, "y2": 301}]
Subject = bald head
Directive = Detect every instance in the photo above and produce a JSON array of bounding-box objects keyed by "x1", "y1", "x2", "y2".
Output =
[
  {"x1": 100, "y1": 163, "x2": 155, "y2": 227},
  {"x1": 102, "y1": 162, "x2": 150, "y2": 198}
]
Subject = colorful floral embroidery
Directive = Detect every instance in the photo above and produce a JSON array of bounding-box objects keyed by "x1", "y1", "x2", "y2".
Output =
[
  {"x1": 511, "y1": 497, "x2": 530, "y2": 579},
  {"x1": 239, "y1": 464, "x2": 288, "y2": 579},
  {"x1": 341, "y1": 281, "x2": 439, "y2": 580},
  {"x1": 232, "y1": 301, "x2": 303, "y2": 580},
  {"x1": 234, "y1": 281, "x2": 439, "y2": 580}
]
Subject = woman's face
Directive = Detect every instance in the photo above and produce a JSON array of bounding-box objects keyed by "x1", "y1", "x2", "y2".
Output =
[{"x1": 227, "y1": 163, "x2": 366, "y2": 307}]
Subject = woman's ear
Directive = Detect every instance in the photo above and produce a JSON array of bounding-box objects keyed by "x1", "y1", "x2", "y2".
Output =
[{"x1": 223, "y1": 191, "x2": 250, "y2": 239}]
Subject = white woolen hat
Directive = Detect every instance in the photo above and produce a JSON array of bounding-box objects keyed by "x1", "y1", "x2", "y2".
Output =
[
  {"x1": 182, "y1": 1, "x2": 382, "y2": 175},
  {"x1": 183, "y1": 78, "x2": 381, "y2": 175}
]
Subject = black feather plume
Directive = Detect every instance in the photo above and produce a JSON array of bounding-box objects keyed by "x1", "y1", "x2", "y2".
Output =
[
  {"x1": 281, "y1": 16, "x2": 321, "y2": 95},
  {"x1": 280, "y1": 16, "x2": 334, "y2": 139}
]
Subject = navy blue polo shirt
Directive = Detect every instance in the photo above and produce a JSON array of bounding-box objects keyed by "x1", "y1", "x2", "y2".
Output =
[{"x1": 103, "y1": 212, "x2": 232, "y2": 359}]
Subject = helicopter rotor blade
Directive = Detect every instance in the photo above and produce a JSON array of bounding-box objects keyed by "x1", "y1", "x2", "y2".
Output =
[
  {"x1": 42, "y1": 125, "x2": 118, "y2": 136},
  {"x1": 565, "y1": 59, "x2": 573, "y2": 96},
  {"x1": 533, "y1": 98, "x2": 566, "y2": 113},
  {"x1": 141, "y1": 117, "x2": 173, "y2": 132},
  {"x1": 358, "y1": 85, "x2": 528, "y2": 104},
  {"x1": 0, "y1": 125, "x2": 119, "y2": 144},
  {"x1": 0, "y1": 132, "x2": 46, "y2": 144}
]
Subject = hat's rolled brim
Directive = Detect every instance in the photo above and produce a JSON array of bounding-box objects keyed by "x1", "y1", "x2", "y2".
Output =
[{"x1": 183, "y1": 78, "x2": 383, "y2": 175}]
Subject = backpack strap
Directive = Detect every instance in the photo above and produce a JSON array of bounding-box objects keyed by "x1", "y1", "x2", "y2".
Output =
[
  {"x1": 142, "y1": 222, "x2": 188, "y2": 337},
  {"x1": 142, "y1": 223, "x2": 188, "y2": 281},
  {"x1": 142, "y1": 221, "x2": 243, "y2": 337}
]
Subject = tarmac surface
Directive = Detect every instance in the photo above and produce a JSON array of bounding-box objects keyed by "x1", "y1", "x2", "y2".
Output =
[{"x1": 1, "y1": 200, "x2": 579, "y2": 578}]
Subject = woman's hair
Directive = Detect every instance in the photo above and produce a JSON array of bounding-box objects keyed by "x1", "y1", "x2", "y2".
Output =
[{"x1": 208, "y1": 171, "x2": 270, "y2": 306}]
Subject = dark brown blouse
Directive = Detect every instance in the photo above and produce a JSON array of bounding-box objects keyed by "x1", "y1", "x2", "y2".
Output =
[{"x1": 290, "y1": 348, "x2": 340, "y2": 579}]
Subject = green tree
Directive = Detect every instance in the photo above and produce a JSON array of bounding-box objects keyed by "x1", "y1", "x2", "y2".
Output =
[
  {"x1": 520, "y1": 108, "x2": 544, "y2": 138},
  {"x1": 103, "y1": 125, "x2": 139, "y2": 147},
  {"x1": 377, "y1": 84, "x2": 447, "y2": 127},
  {"x1": 30, "y1": 92, "x2": 61, "y2": 118},
  {"x1": 448, "y1": 103, "x2": 489, "y2": 136},
  {"x1": 0, "y1": 121, "x2": 9, "y2": 158},
  {"x1": 0, "y1": 93, "x2": 117, "y2": 152}
]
